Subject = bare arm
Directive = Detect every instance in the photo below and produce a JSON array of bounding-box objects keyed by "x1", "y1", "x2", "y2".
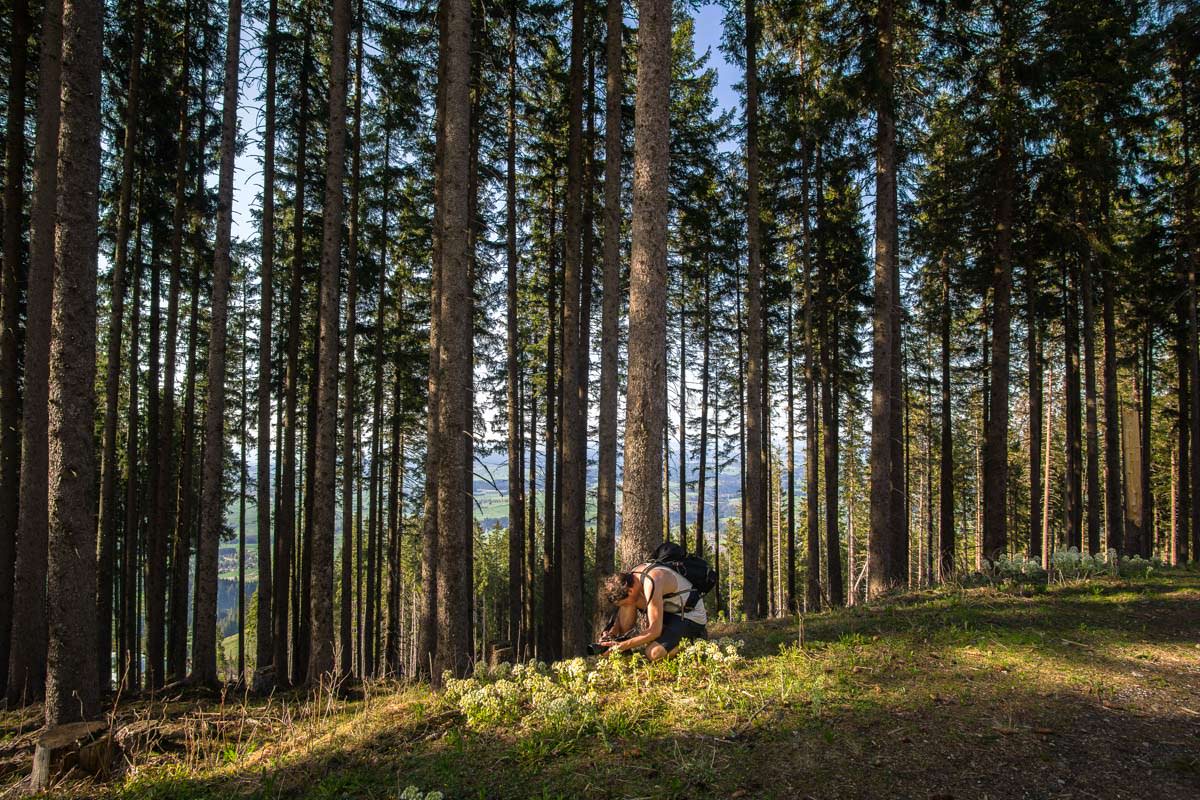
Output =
[
  {"x1": 611, "y1": 574, "x2": 664, "y2": 652},
  {"x1": 603, "y1": 601, "x2": 638, "y2": 641}
]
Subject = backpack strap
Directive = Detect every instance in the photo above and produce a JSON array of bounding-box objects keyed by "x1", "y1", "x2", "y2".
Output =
[{"x1": 639, "y1": 563, "x2": 699, "y2": 612}]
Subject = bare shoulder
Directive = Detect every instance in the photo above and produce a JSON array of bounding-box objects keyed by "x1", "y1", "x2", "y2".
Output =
[{"x1": 641, "y1": 564, "x2": 677, "y2": 592}]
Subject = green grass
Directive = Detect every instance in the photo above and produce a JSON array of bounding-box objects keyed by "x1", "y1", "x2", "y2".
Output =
[{"x1": 5, "y1": 569, "x2": 1199, "y2": 799}]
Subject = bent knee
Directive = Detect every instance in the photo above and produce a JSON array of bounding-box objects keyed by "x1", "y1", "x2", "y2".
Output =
[{"x1": 645, "y1": 643, "x2": 668, "y2": 662}]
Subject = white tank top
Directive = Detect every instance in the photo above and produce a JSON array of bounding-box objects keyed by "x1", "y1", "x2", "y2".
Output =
[{"x1": 658, "y1": 567, "x2": 708, "y2": 626}]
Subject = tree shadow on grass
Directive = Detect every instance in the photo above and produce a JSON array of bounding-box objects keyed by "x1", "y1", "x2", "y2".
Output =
[{"x1": 28, "y1": 573, "x2": 1200, "y2": 800}]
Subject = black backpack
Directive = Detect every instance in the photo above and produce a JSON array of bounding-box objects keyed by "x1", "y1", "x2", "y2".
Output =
[{"x1": 648, "y1": 541, "x2": 718, "y2": 612}]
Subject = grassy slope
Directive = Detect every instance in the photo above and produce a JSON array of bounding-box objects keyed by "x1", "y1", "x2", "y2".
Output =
[{"x1": 5, "y1": 570, "x2": 1199, "y2": 800}]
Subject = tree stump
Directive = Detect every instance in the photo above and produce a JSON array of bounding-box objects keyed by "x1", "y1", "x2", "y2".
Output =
[
  {"x1": 30, "y1": 721, "x2": 114, "y2": 790},
  {"x1": 489, "y1": 644, "x2": 514, "y2": 668}
]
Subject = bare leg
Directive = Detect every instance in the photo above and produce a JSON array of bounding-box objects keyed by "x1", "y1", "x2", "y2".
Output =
[{"x1": 645, "y1": 642, "x2": 680, "y2": 662}]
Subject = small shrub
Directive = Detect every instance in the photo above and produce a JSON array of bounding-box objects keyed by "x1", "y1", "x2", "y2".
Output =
[
  {"x1": 960, "y1": 547, "x2": 1162, "y2": 589},
  {"x1": 441, "y1": 638, "x2": 746, "y2": 736},
  {"x1": 397, "y1": 787, "x2": 444, "y2": 800}
]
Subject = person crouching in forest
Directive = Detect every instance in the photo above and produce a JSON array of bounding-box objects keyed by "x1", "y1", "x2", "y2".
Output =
[{"x1": 599, "y1": 563, "x2": 708, "y2": 661}]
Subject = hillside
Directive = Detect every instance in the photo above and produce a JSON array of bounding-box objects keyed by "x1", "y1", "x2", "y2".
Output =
[{"x1": 4, "y1": 569, "x2": 1197, "y2": 799}]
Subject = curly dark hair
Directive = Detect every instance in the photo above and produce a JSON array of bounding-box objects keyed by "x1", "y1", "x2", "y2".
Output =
[{"x1": 602, "y1": 572, "x2": 636, "y2": 606}]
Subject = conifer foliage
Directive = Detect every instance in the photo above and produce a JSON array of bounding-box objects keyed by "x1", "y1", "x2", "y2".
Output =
[{"x1": 0, "y1": 0, "x2": 1194, "y2": 723}]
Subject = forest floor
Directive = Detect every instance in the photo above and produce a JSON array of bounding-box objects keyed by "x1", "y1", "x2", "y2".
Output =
[{"x1": 2, "y1": 569, "x2": 1198, "y2": 800}]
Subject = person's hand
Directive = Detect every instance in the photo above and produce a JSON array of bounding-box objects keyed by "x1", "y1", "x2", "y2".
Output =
[{"x1": 607, "y1": 639, "x2": 625, "y2": 654}]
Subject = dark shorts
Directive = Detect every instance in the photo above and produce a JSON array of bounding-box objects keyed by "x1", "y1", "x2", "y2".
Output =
[{"x1": 655, "y1": 612, "x2": 707, "y2": 653}]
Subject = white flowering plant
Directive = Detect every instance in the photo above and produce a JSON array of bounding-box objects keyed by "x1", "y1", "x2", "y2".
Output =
[
  {"x1": 440, "y1": 638, "x2": 746, "y2": 734},
  {"x1": 962, "y1": 547, "x2": 1161, "y2": 588},
  {"x1": 396, "y1": 787, "x2": 443, "y2": 800}
]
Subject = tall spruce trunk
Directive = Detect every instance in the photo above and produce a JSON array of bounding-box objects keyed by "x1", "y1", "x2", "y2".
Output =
[
  {"x1": 679, "y1": 313, "x2": 688, "y2": 544},
  {"x1": 939, "y1": 256, "x2": 954, "y2": 578},
  {"x1": 45, "y1": 0, "x2": 103, "y2": 725},
  {"x1": 96, "y1": 0, "x2": 145, "y2": 693},
  {"x1": 1141, "y1": 334, "x2": 1153, "y2": 557},
  {"x1": 696, "y1": 266, "x2": 711, "y2": 557},
  {"x1": 1065, "y1": 261, "x2": 1084, "y2": 551},
  {"x1": 256, "y1": 0, "x2": 276, "y2": 680},
  {"x1": 380, "y1": 134, "x2": 397, "y2": 672},
  {"x1": 505, "y1": 1, "x2": 526, "y2": 653},
  {"x1": 120, "y1": 213, "x2": 144, "y2": 691},
  {"x1": 191, "y1": 0, "x2": 242, "y2": 686},
  {"x1": 823, "y1": 308, "x2": 844, "y2": 606},
  {"x1": 984, "y1": 43, "x2": 1015, "y2": 562},
  {"x1": 417, "y1": 2, "x2": 448, "y2": 679},
  {"x1": 1028, "y1": 266, "x2": 1043, "y2": 562},
  {"x1": 160, "y1": 0, "x2": 196, "y2": 685},
  {"x1": 386, "y1": 406, "x2": 404, "y2": 675},
  {"x1": 595, "y1": 0, "x2": 621, "y2": 615},
  {"x1": 6, "y1": 0, "x2": 62, "y2": 705},
  {"x1": 433, "y1": 0, "x2": 473, "y2": 682},
  {"x1": 804, "y1": 241, "x2": 820, "y2": 612},
  {"x1": 539, "y1": 184, "x2": 561, "y2": 659},
  {"x1": 366, "y1": 343, "x2": 383, "y2": 675},
  {"x1": 1081, "y1": 255, "x2": 1100, "y2": 554},
  {"x1": 146, "y1": 231, "x2": 161, "y2": 685},
  {"x1": 621, "y1": 0, "x2": 670, "y2": 569},
  {"x1": 527, "y1": 379, "x2": 538, "y2": 657},
  {"x1": 276, "y1": 26, "x2": 311, "y2": 685},
  {"x1": 237, "y1": 288, "x2": 248, "y2": 679},
  {"x1": 338, "y1": 0, "x2": 363, "y2": 680},
  {"x1": 1102, "y1": 279, "x2": 1123, "y2": 553},
  {"x1": 741, "y1": 0, "x2": 764, "y2": 614},
  {"x1": 868, "y1": 0, "x2": 900, "y2": 598},
  {"x1": 0, "y1": 0, "x2": 32, "y2": 691},
  {"x1": 169, "y1": 199, "x2": 203, "y2": 681},
  {"x1": 558, "y1": 0, "x2": 587, "y2": 658},
  {"x1": 1182, "y1": 60, "x2": 1200, "y2": 564}
]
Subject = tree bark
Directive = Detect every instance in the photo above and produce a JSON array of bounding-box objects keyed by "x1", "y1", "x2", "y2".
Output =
[
  {"x1": 6, "y1": 0, "x2": 62, "y2": 705},
  {"x1": 309, "y1": 0, "x2": 351, "y2": 683},
  {"x1": 526, "y1": 377, "x2": 538, "y2": 658},
  {"x1": 160, "y1": 0, "x2": 197, "y2": 685},
  {"x1": 505, "y1": 0, "x2": 526, "y2": 655},
  {"x1": 45, "y1": 0, "x2": 103, "y2": 725},
  {"x1": 417, "y1": 1, "x2": 448, "y2": 679},
  {"x1": 190, "y1": 0, "x2": 241, "y2": 686},
  {"x1": 433, "y1": 0, "x2": 472, "y2": 682},
  {"x1": 939, "y1": 256, "x2": 954, "y2": 579},
  {"x1": 541, "y1": 184, "x2": 560, "y2": 662},
  {"x1": 621, "y1": 0, "x2": 670, "y2": 569},
  {"x1": 595, "y1": 0, "x2": 621, "y2": 620},
  {"x1": 339, "y1": 0, "x2": 363, "y2": 680},
  {"x1": 804, "y1": 237, "x2": 820, "y2": 613},
  {"x1": 1102, "y1": 278, "x2": 1122, "y2": 553},
  {"x1": 868, "y1": 0, "x2": 899, "y2": 598},
  {"x1": 0, "y1": 0, "x2": 32, "y2": 693},
  {"x1": 1028, "y1": 264, "x2": 1042, "y2": 562},
  {"x1": 741, "y1": 0, "x2": 764, "y2": 615},
  {"x1": 120, "y1": 206, "x2": 143, "y2": 691},
  {"x1": 984, "y1": 34, "x2": 1015, "y2": 562},
  {"x1": 276, "y1": 25, "x2": 311, "y2": 686},
  {"x1": 255, "y1": 0, "x2": 277, "y2": 680},
  {"x1": 366, "y1": 333, "x2": 383, "y2": 675},
  {"x1": 1081, "y1": 254, "x2": 1100, "y2": 554},
  {"x1": 557, "y1": 0, "x2": 588, "y2": 658},
  {"x1": 823, "y1": 308, "x2": 844, "y2": 606},
  {"x1": 1065, "y1": 261, "x2": 1083, "y2": 552},
  {"x1": 95, "y1": 0, "x2": 144, "y2": 694},
  {"x1": 696, "y1": 265, "x2": 711, "y2": 558},
  {"x1": 237, "y1": 285, "x2": 248, "y2": 680}
]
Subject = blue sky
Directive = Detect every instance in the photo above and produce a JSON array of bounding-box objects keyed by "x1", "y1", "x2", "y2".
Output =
[
  {"x1": 694, "y1": 3, "x2": 740, "y2": 122},
  {"x1": 230, "y1": 4, "x2": 741, "y2": 243}
]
